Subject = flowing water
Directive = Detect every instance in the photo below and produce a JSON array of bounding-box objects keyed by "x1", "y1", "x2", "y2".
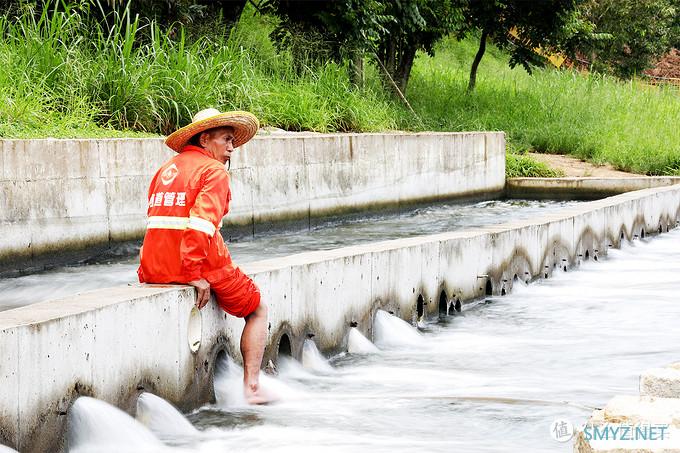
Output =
[
  {"x1": 66, "y1": 228, "x2": 680, "y2": 453},
  {"x1": 0, "y1": 199, "x2": 578, "y2": 311}
]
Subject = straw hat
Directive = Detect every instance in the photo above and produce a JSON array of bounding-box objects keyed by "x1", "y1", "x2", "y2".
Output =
[{"x1": 165, "y1": 108, "x2": 259, "y2": 152}]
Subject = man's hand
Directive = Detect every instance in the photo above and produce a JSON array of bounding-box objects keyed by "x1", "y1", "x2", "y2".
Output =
[{"x1": 188, "y1": 278, "x2": 211, "y2": 309}]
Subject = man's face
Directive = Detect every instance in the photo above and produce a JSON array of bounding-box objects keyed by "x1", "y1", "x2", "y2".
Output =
[{"x1": 200, "y1": 126, "x2": 235, "y2": 165}]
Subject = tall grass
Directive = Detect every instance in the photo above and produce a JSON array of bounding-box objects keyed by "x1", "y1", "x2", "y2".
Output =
[
  {"x1": 407, "y1": 37, "x2": 680, "y2": 175},
  {"x1": 2, "y1": 4, "x2": 679, "y2": 175},
  {"x1": 0, "y1": 2, "x2": 398, "y2": 138}
]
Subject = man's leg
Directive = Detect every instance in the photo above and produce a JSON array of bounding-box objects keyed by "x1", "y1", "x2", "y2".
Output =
[
  {"x1": 241, "y1": 302, "x2": 268, "y2": 404},
  {"x1": 210, "y1": 269, "x2": 271, "y2": 404}
]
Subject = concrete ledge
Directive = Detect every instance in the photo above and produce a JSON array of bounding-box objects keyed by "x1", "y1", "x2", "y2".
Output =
[
  {"x1": 574, "y1": 396, "x2": 680, "y2": 452},
  {"x1": 641, "y1": 363, "x2": 680, "y2": 398},
  {"x1": 0, "y1": 132, "x2": 505, "y2": 273},
  {"x1": 506, "y1": 177, "x2": 680, "y2": 200},
  {"x1": 576, "y1": 363, "x2": 680, "y2": 452},
  {"x1": 2, "y1": 184, "x2": 680, "y2": 451}
]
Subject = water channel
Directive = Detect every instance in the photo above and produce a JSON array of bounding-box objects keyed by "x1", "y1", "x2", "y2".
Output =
[
  {"x1": 0, "y1": 199, "x2": 578, "y2": 311},
  {"x1": 66, "y1": 227, "x2": 680, "y2": 453}
]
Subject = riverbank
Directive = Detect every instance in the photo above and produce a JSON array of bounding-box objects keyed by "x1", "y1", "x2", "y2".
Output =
[{"x1": 2, "y1": 4, "x2": 678, "y2": 176}]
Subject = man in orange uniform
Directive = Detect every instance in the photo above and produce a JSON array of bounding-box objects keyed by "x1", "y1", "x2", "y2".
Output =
[{"x1": 138, "y1": 108, "x2": 270, "y2": 404}]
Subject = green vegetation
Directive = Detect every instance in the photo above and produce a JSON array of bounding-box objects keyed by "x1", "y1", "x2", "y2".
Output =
[
  {"x1": 506, "y1": 153, "x2": 565, "y2": 178},
  {"x1": 578, "y1": 0, "x2": 678, "y2": 78},
  {"x1": 0, "y1": 3, "x2": 399, "y2": 138},
  {"x1": 407, "y1": 37, "x2": 680, "y2": 175},
  {"x1": 1, "y1": 4, "x2": 679, "y2": 176}
]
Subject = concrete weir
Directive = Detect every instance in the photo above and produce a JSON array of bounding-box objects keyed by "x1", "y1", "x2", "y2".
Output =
[
  {"x1": 506, "y1": 176, "x2": 680, "y2": 200},
  {"x1": 1, "y1": 182, "x2": 680, "y2": 451},
  {"x1": 0, "y1": 132, "x2": 505, "y2": 274}
]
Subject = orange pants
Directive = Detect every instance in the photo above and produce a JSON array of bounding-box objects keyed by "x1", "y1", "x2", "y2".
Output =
[{"x1": 210, "y1": 267, "x2": 261, "y2": 318}]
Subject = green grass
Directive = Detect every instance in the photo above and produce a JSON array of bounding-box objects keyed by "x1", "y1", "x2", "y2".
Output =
[
  {"x1": 0, "y1": 3, "x2": 399, "y2": 138},
  {"x1": 505, "y1": 152, "x2": 565, "y2": 178},
  {"x1": 407, "y1": 37, "x2": 680, "y2": 175},
  {"x1": 2, "y1": 4, "x2": 679, "y2": 176}
]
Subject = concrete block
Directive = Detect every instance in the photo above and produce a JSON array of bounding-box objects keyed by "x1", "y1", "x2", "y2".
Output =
[
  {"x1": 105, "y1": 176, "x2": 148, "y2": 242},
  {"x1": 238, "y1": 136, "x2": 306, "y2": 168},
  {"x1": 27, "y1": 177, "x2": 109, "y2": 255},
  {"x1": 542, "y1": 215, "x2": 575, "y2": 273},
  {"x1": 2, "y1": 140, "x2": 99, "y2": 181},
  {"x1": 102, "y1": 139, "x2": 170, "y2": 178},
  {"x1": 242, "y1": 136, "x2": 309, "y2": 229},
  {"x1": 371, "y1": 243, "x2": 424, "y2": 318},
  {"x1": 641, "y1": 365, "x2": 680, "y2": 398},
  {"x1": 30, "y1": 216, "x2": 110, "y2": 257},
  {"x1": 0, "y1": 181, "x2": 33, "y2": 223},
  {"x1": 307, "y1": 161, "x2": 354, "y2": 214},
  {"x1": 348, "y1": 135, "x2": 390, "y2": 207},
  {"x1": 304, "y1": 135, "x2": 352, "y2": 165},
  {"x1": 1, "y1": 177, "x2": 108, "y2": 223},
  {"x1": 0, "y1": 326, "x2": 18, "y2": 449},
  {"x1": 575, "y1": 395, "x2": 680, "y2": 452},
  {"x1": 291, "y1": 253, "x2": 372, "y2": 350},
  {"x1": 16, "y1": 310, "x2": 95, "y2": 452},
  {"x1": 91, "y1": 289, "x2": 188, "y2": 404},
  {"x1": 0, "y1": 221, "x2": 31, "y2": 263},
  {"x1": 226, "y1": 167, "x2": 255, "y2": 229},
  {"x1": 572, "y1": 208, "x2": 606, "y2": 261},
  {"x1": 391, "y1": 134, "x2": 441, "y2": 202},
  {"x1": 489, "y1": 223, "x2": 542, "y2": 288},
  {"x1": 0, "y1": 141, "x2": 11, "y2": 182},
  {"x1": 251, "y1": 161, "x2": 309, "y2": 225},
  {"x1": 602, "y1": 395, "x2": 680, "y2": 424},
  {"x1": 420, "y1": 240, "x2": 442, "y2": 316}
]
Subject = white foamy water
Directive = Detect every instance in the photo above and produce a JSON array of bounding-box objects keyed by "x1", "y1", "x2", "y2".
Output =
[
  {"x1": 67, "y1": 397, "x2": 166, "y2": 453},
  {"x1": 347, "y1": 327, "x2": 380, "y2": 354},
  {"x1": 137, "y1": 392, "x2": 198, "y2": 441},
  {"x1": 301, "y1": 339, "x2": 334, "y2": 373},
  {"x1": 37, "y1": 217, "x2": 680, "y2": 452},
  {"x1": 213, "y1": 355, "x2": 303, "y2": 408},
  {"x1": 0, "y1": 445, "x2": 18, "y2": 452},
  {"x1": 373, "y1": 309, "x2": 424, "y2": 348},
  {"x1": 184, "y1": 229, "x2": 680, "y2": 453}
]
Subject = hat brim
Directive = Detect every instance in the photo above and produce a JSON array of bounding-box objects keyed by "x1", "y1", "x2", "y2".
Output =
[{"x1": 165, "y1": 111, "x2": 260, "y2": 152}]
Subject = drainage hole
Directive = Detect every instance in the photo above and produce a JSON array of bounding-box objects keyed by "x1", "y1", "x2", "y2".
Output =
[
  {"x1": 278, "y1": 334, "x2": 292, "y2": 357},
  {"x1": 438, "y1": 291, "x2": 447, "y2": 317},
  {"x1": 416, "y1": 295, "x2": 425, "y2": 319}
]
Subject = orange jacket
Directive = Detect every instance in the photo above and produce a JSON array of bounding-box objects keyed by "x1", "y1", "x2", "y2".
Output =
[{"x1": 138, "y1": 145, "x2": 235, "y2": 284}]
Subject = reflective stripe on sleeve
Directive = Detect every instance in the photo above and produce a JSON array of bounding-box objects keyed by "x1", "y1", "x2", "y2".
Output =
[
  {"x1": 146, "y1": 215, "x2": 217, "y2": 236},
  {"x1": 188, "y1": 216, "x2": 216, "y2": 236},
  {"x1": 147, "y1": 216, "x2": 189, "y2": 230}
]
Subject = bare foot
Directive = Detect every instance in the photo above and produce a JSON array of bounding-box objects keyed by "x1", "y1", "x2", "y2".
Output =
[{"x1": 244, "y1": 382, "x2": 277, "y2": 405}]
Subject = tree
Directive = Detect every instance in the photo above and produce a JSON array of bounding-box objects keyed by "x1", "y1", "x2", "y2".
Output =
[
  {"x1": 578, "y1": 0, "x2": 677, "y2": 78},
  {"x1": 258, "y1": 0, "x2": 390, "y2": 81},
  {"x1": 460, "y1": 0, "x2": 583, "y2": 92},
  {"x1": 261, "y1": 0, "x2": 463, "y2": 95},
  {"x1": 101, "y1": 0, "x2": 248, "y2": 33},
  {"x1": 374, "y1": 0, "x2": 463, "y2": 96},
  {"x1": 2, "y1": 0, "x2": 250, "y2": 35}
]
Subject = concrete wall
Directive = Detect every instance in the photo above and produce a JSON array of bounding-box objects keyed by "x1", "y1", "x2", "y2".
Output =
[
  {"x1": 506, "y1": 176, "x2": 680, "y2": 200},
  {"x1": 0, "y1": 132, "x2": 505, "y2": 273},
  {"x1": 2, "y1": 184, "x2": 680, "y2": 452}
]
